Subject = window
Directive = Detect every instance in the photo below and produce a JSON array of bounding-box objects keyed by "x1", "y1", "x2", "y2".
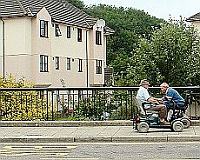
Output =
[
  {"x1": 78, "y1": 59, "x2": 83, "y2": 72},
  {"x1": 66, "y1": 58, "x2": 71, "y2": 70},
  {"x1": 40, "y1": 20, "x2": 48, "y2": 37},
  {"x1": 67, "y1": 26, "x2": 71, "y2": 38},
  {"x1": 55, "y1": 57, "x2": 59, "y2": 70},
  {"x1": 77, "y1": 28, "x2": 82, "y2": 42},
  {"x1": 96, "y1": 60, "x2": 102, "y2": 74},
  {"x1": 96, "y1": 31, "x2": 102, "y2": 45},
  {"x1": 40, "y1": 55, "x2": 48, "y2": 72},
  {"x1": 55, "y1": 24, "x2": 62, "y2": 37}
]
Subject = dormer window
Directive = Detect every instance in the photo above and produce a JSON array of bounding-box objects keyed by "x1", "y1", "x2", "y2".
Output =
[
  {"x1": 40, "y1": 20, "x2": 48, "y2": 38},
  {"x1": 67, "y1": 26, "x2": 71, "y2": 38},
  {"x1": 77, "y1": 28, "x2": 82, "y2": 42},
  {"x1": 55, "y1": 24, "x2": 62, "y2": 37},
  {"x1": 96, "y1": 31, "x2": 102, "y2": 45}
]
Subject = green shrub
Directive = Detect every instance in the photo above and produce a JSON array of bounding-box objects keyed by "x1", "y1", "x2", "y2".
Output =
[{"x1": 0, "y1": 75, "x2": 47, "y2": 121}]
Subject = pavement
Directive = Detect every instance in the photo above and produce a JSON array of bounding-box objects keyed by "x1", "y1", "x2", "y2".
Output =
[{"x1": 0, "y1": 120, "x2": 200, "y2": 143}]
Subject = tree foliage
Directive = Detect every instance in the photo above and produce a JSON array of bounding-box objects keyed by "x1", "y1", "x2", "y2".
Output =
[
  {"x1": 128, "y1": 21, "x2": 200, "y2": 86},
  {"x1": 66, "y1": 0, "x2": 85, "y2": 9},
  {"x1": 85, "y1": 4, "x2": 165, "y2": 86}
]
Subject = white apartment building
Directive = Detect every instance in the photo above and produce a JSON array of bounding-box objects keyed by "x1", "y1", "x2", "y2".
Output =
[{"x1": 0, "y1": 0, "x2": 114, "y2": 87}]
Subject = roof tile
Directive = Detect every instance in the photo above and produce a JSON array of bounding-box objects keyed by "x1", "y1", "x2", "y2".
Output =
[{"x1": 0, "y1": 0, "x2": 97, "y2": 28}]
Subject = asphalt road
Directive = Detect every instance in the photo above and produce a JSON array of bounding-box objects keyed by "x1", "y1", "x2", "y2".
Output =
[{"x1": 0, "y1": 142, "x2": 200, "y2": 160}]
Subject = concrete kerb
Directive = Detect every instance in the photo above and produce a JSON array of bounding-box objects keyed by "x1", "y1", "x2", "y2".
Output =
[
  {"x1": 0, "y1": 137, "x2": 75, "y2": 143},
  {"x1": 112, "y1": 136, "x2": 168, "y2": 142},
  {"x1": 74, "y1": 137, "x2": 112, "y2": 143},
  {"x1": 167, "y1": 135, "x2": 200, "y2": 142},
  {"x1": 0, "y1": 136, "x2": 199, "y2": 143},
  {"x1": 0, "y1": 120, "x2": 133, "y2": 127},
  {"x1": 0, "y1": 120, "x2": 199, "y2": 127}
]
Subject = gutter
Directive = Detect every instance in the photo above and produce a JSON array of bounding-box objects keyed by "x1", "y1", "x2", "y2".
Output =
[
  {"x1": 0, "y1": 18, "x2": 5, "y2": 79},
  {"x1": 86, "y1": 30, "x2": 89, "y2": 87}
]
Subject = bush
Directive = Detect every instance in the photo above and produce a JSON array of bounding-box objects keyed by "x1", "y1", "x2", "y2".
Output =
[{"x1": 0, "y1": 75, "x2": 47, "y2": 121}]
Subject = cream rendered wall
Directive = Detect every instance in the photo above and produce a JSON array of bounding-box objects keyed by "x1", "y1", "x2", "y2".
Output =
[
  {"x1": 51, "y1": 24, "x2": 87, "y2": 87},
  {"x1": 31, "y1": 7, "x2": 52, "y2": 85},
  {"x1": 88, "y1": 29, "x2": 94, "y2": 86},
  {"x1": 0, "y1": 21, "x2": 3, "y2": 76},
  {"x1": 1, "y1": 7, "x2": 107, "y2": 87},
  {"x1": 88, "y1": 19, "x2": 106, "y2": 86},
  {"x1": 3, "y1": 17, "x2": 32, "y2": 80}
]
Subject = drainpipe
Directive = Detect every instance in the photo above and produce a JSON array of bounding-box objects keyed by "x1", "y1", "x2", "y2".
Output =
[
  {"x1": 86, "y1": 30, "x2": 89, "y2": 87},
  {"x1": 0, "y1": 18, "x2": 5, "y2": 79}
]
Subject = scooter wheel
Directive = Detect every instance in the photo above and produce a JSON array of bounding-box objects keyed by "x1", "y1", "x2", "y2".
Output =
[
  {"x1": 181, "y1": 118, "x2": 191, "y2": 128},
  {"x1": 172, "y1": 121, "x2": 184, "y2": 132},
  {"x1": 137, "y1": 122, "x2": 149, "y2": 133}
]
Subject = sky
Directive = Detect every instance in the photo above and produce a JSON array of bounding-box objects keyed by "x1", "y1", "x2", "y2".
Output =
[{"x1": 82, "y1": 0, "x2": 200, "y2": 21}]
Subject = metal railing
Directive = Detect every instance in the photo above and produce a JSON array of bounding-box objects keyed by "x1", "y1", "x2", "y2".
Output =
[{"x1": 0, "y1": 87, "x2": 200, "y2": 121}]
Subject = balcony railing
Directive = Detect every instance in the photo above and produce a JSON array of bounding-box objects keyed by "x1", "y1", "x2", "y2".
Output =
[{"x1": 0, "y1": 87, "x2": 200, "y2": 121}]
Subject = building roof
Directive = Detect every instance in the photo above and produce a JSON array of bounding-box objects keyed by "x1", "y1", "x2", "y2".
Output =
[
  {"x1": 0, "y1": 0, "x2": 97, "y2": 28},
  {"x1": 186, "y1": 12, "x2": 200, "y2": 22},
  {"x1": 104, "y1": 26, "x2": 115, "y2": 35}
]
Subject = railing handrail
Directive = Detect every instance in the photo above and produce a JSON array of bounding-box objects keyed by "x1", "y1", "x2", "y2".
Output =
[
  {"x1": 0, "y1": 86, "x2": 200, "y2": 91},
  {"x1": 0, "y1": 86, "x2": 200, "y2": 121}
]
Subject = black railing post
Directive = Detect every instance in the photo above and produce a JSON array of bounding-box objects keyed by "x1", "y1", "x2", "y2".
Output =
[
  {"x1": 46, "y1": 90, "x2": 49, "y2": 120},
  {"x1": 72, "y1": 90, "x2": 75, "y2": 117},
  {"x1": 125, "y1": 91, "x2": 128, "y2": 120},
  {"x1": 120, "y1": 94, "x2": 123, "y2": 120},
  {"x1": 51, "y1": 90, "x2": 54, "y2": 120},
  {"x1": 93, "y1": 90, "x2": 96, "y2": 119},
  {"x1": 20, "y1": 91, "x2": 23, "y2": 119},
  {"x1": 130, "y1": 90, "x2": 134, "y2": 119},
  {"x1": 77, "y1": 90, "x2": 80, "y2": 116},
  {"x1": 56, "y1": 90, "x2": 59, "y2": 120}
]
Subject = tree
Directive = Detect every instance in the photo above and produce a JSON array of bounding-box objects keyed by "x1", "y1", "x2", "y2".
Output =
[
  {"x1": 85, "y1": 5, "x2": 165, "y2": 86},
  {"x1": 66, "y1": 0, "x2": 85, "y2": 9},
  {"x1": 128, "y1": 20, "x2": 200, "y2": 86}
]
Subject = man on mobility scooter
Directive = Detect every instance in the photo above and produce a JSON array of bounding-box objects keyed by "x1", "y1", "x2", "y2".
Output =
[
  {"x1": 160, "y1": 82, "x2": 191, "y2": 128},
  {"x1": 133, "y1": 79, "x2": 185, "y2": 133}
]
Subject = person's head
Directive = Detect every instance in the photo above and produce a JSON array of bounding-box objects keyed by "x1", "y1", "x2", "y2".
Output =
[
  {"x1": 160, "y1": 82, "x2": 169, "y2": 93},
  {"x1": 139, "y1": 79, "x2": 150, "y2": 89}
]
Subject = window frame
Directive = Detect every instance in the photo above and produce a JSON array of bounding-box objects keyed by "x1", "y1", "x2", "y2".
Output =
[
  {"x1": 77, "y1": 28, "x2": 82, "y2": 42},
  {"x1": 55, "y1": 56, "x2": 59, "y2": 70},
  {"x1": 67, "y1": 26, "x2": 71, "y2": 38},
  {"x1": 96, "y1": 31, "x2": 102, "y2": 45},
  {"x1": 40, "y1": 20, "x2": 48, "y2": 38},
  {"x1": 96, "y1": 60, "x2": 102, "y2": 74},
  {"x1": 78, "y1": 59, "x2": 83, "y2": 72},
  {"x1": 66, "y1": 58, "x2": 71, "y2": 70},
  {"x1": 40, "y1": 55, "x2": 48, "y2": 72},
  {"x1": 55, "y1": 24, "x2": 62, "y2": 37}
]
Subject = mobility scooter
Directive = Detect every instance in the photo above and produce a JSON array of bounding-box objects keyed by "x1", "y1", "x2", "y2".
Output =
[{"x1": 133, "y1": 94, "x2": 191, "y2": 133}]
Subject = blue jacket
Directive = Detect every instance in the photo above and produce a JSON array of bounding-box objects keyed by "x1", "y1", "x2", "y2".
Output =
[{"x1": 165, "y1": 88, "x2": 185, "y2": 108}]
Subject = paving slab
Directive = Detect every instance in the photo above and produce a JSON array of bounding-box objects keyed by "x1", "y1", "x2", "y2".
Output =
[
  {"x1": 0, "y1": 125, "x2": 199, "y2": 143},
  {"x1": 96, "y1": 126, "x2": 121, "y2": 137},
  {"x1": 0, "y1": 120, "x2": 199, "y2": 127}
]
